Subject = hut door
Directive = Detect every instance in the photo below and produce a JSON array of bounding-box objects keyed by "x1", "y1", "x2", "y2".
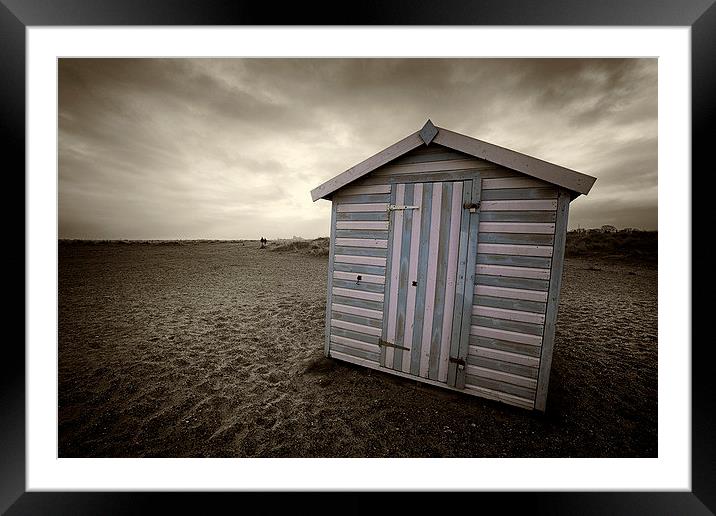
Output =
[{"x1": 380, "y1": 178, "x2": 481, "y2": 388}]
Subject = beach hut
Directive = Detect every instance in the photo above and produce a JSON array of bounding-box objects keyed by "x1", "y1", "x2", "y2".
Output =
[{"x1": 310, "y1": 120, "x2": 596, "y2": 411}]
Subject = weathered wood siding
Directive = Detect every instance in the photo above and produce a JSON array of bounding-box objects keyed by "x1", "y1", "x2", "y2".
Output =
[
  {"x1": 326, "y1": 144, "x2": 568, "y2": 411},
  {"x1": 467, "y1": 161, "x2": 560, "y2": 410},
  {"x1": 327, "y1": 183, "x2": 391, "y2": 367}
]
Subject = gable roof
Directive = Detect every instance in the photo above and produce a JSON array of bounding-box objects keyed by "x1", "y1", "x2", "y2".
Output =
[{"x1": 310, "y1": 120, "x2": 597, "y2": 202}]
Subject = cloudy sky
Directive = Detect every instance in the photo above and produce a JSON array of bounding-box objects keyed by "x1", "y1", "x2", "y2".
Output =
[{"x1": 58, "y1": 58, "x2": 657, "y2": 239}]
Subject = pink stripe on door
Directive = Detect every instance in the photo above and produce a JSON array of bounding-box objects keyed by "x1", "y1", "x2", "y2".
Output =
[{"x1": 419, "y1": 182, "x2": 443, "y2": 378}]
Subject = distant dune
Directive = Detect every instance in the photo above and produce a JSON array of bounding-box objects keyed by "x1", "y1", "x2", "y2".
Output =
[{"x1": 267, "y1": 237, "x2": 329, "y2": 256}]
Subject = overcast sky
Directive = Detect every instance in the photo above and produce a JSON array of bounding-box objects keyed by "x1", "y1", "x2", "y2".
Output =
[{"x1": 59, "y1": 58, "x2": 657, "y2": 239}]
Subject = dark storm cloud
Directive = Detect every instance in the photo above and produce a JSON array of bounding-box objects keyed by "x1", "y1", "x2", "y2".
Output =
[{"x1": 59, "y1": 58, "x2": 657, "y2": 239}]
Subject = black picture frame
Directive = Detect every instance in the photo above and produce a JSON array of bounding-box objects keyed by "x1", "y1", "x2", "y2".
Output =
[{"x1": 4, "y1": 1, "x2": 711, "y2": 513}]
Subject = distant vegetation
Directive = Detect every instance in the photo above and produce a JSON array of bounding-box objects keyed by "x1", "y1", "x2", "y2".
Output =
[
  {"x1": 267, "y1": 237, "x2": 330, "y2": 257},
  {"x1": 59, "y1": 228, "x2": 656, "y2": 262},
  {"x1": 566, "y1": 228, "x2": 657, "y2": 261}
]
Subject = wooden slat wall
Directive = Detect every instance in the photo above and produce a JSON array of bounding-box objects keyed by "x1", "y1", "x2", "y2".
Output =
[
  {"x1": 328, "y1": 188, "x2": 391, "y2": 366},
  {"x1": 464, "y1": 174, "x2": 560, "y2": 409},
  {"x1": 352, "y1": 144, "x2": 520, "y2": 186},
  {"x1": 326, "y1": 144, "x2": 566, "y2": 411}
]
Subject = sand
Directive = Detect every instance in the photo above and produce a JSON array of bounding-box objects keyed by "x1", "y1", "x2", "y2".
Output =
[{"x1": 58, "y1": 241, "x2": 657, "y2": 457}]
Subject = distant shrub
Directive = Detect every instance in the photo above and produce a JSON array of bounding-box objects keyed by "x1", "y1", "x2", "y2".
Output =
[
  {"x1": 565, "y1": 230, "x2": 656, "y2": 260},
  {"x1": 308, "y1": 237, "x2": 330, "y2": 257},
  {"x1": 268, "y1": 237, "x2": 328, "y2": 256}
]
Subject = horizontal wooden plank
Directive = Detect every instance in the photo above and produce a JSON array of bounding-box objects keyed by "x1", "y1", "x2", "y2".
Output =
[
  {"x1": 331, "y1": 326, "x2": 380, "y2": 345},
  {"x1": 331, "y1": 302, "x2": 383, "y2": 320},
  {"x1": 332, "y1": 311, "x2": 383, "y2": 329},
  {"x1": 331, "y1": 318, "x2": 382, "y2": 337},
  {"x1": 468, "y1": 345, "x2": 541, "y2": 367},
  {"x1": 482, "y1": 177, "x2": 552, "y2": 190},
  {"x1": 472, "y1": 315, "x2": 544, "y2": 337},
  {"x1": 337, "y1": 211, "x2": 389, "y2": 221},
  {"x1": 479, "y1": 210, "x2": 557, "y2": 223},
  {"x1": 480, "y1": 200, "x2": 558, "y2": 211},
  {"x1": 334, "y1": 193, "x2": 391, "y2": 204},
  {"x1": 466, "y1": 364, "x2": 537, "y2": 389},
  {"x1": 465, "y1": 374, "x2": 536, "y2": 401},
  {"x1": 476, "y1": 264, "x2": 551, "y2": 280},
  {"x1": 473, "y1": 305, "x2": 546, "y2": 325},
  {"x1": 336, "y1": 220, "x2": 389, "y2": 230},
  {"x1": 330, "y1": 349, "x2": 380, "y2": 367},
  {"x1": 335, "y1": 229, "x2": 389, "y2": 240},
  {"x1": 333, "y1": 270, "x2": 385, "y2": 285},
  {"x1": 334, "y1": 254, "x2": 387, "y2": 267},
  {"x1": 477, "y1": 243, "x2": 553, "y2": 257},
  {"x1": 474, "y1": 295, "x2": 546, "y2": 314},
  {"x1": 374, "y1": 158, "x2": 492, "y2": 176},
  {"x1": 332, "y1": 294, "x2": 383, "y2": 312},
  {"x1": 470, "y1": 335, "x2": 542, "y2": 357},
  {"x1": 333, "y1": 262, "x2": 386, "y2": 276},
  {"x1": 359, "y1": 168, "x2": 509, "y2": 186},
  {"x1": 475, "y1": 274, "x2": 550, "y2": 292},
  {"x1": 479, "y1": 232, "x2": 555, "y2": 246},
  {"x1": 332, "y1": 287, "x2": 384, "y2": 302},
  {"x1": 482, "y1": 188, "x2": 558, "y2": 201},
  {"x1": 474, "y1": 284, "x2": 548, "y2": 303},
  {"x1": 336, "y1": 203, "x2": 389, "y2": 213},
  {"x1": 466, "y1": 355, "x2": 539, "y2": 379},
  {"x1": 334, "y1": 246, "x2": 387, "y2": 257},
  {"x1": 479, "y1": 222, "x2": 555, "y2": 235},
  {"x1": 330, "y1": 334, "x2": 381, "y2": 353},
  {"x1": 330, "y1": 343, "x2": 380, "y2": 363},
  {"x1": 333, "y1": 279, "x2": 384, "y2": 293},
  {"x1": 335, "y1": 238, "x2": 388, "y2": 249},
  {"x1": 336, "y1": 184, "x2": 391, "y2": 196},
  {"x1": 463, "y1": 383, "x2": 535, "y2": 409},
  {"x1": 470, "y1": 325, "x2": 543, "y2": 346},
  {"x1": 390, "y1": 149, "x2": 475, "y2": 165},
  {"x1": 477, "y1": 253, "x2": 552, "y2": 269}
]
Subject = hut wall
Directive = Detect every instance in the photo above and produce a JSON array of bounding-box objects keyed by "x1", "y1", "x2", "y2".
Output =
[{"x1": 325, "y1": 145, "x2": 569, "y2": 410}]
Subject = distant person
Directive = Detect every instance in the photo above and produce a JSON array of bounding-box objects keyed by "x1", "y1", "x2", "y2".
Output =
[{"x1": 260, "y1": 237, "x2": 267, "y2": 249}]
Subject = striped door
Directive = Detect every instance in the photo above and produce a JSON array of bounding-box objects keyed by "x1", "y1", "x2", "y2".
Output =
[{"x1": 381, "y1": 179, "x2": 481, "y2": 387}]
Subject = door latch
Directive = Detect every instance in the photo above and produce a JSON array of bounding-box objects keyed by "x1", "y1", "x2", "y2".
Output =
[
  {"x1": 379, "y1": 339, "x2": 410, "y2": 351},
  {"x1": 463, "y1": 202, "x2": 480, "y2": 213},
  {"x1": 388, "y1": 205, "x2": 420, "y2": 211}
]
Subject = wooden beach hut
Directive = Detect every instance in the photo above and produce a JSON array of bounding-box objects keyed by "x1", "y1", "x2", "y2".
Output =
[{"x1": 310, "y1": 120, "x2": 596, "y2": 411}]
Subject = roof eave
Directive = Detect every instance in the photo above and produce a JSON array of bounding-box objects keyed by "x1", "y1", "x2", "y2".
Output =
[
  {"x1": 432, "y1": 127, "x2": 597, "y2": 196},
  {"x1": 310, "y1": 130, "x2": 424, "y2": 202},
  {"x1": 311, "y1": 123, "x2": 598, "y2": 201}
]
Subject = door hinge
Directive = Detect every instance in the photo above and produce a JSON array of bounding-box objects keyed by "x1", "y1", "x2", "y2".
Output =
[
  {"x1": 388, "y1": 205, "x2": 420, "y2": 211},
  {"x1": 379, "y1": 339, "x2": 410, "y2": 351},
  {"x1": 449, "y1": 356, "x2": 466, "y2": 370},
  {"x1": 463, "y1": 201, "x2": 480, "y2": 213}
]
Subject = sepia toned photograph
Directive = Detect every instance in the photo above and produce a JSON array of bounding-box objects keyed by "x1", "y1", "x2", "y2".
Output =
[{"x1": 58, "y1": 58, "x2": 657, "y2": 458}]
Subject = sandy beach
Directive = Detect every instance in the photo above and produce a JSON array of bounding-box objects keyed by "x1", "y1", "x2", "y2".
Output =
[{"x1": 58, "y1": 240, "x2": 657, "y2": 457}]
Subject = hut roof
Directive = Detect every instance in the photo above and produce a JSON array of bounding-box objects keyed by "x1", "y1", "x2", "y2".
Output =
[{"x1": 310, "y1": 120, "x2": 597, "y2": 202}]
